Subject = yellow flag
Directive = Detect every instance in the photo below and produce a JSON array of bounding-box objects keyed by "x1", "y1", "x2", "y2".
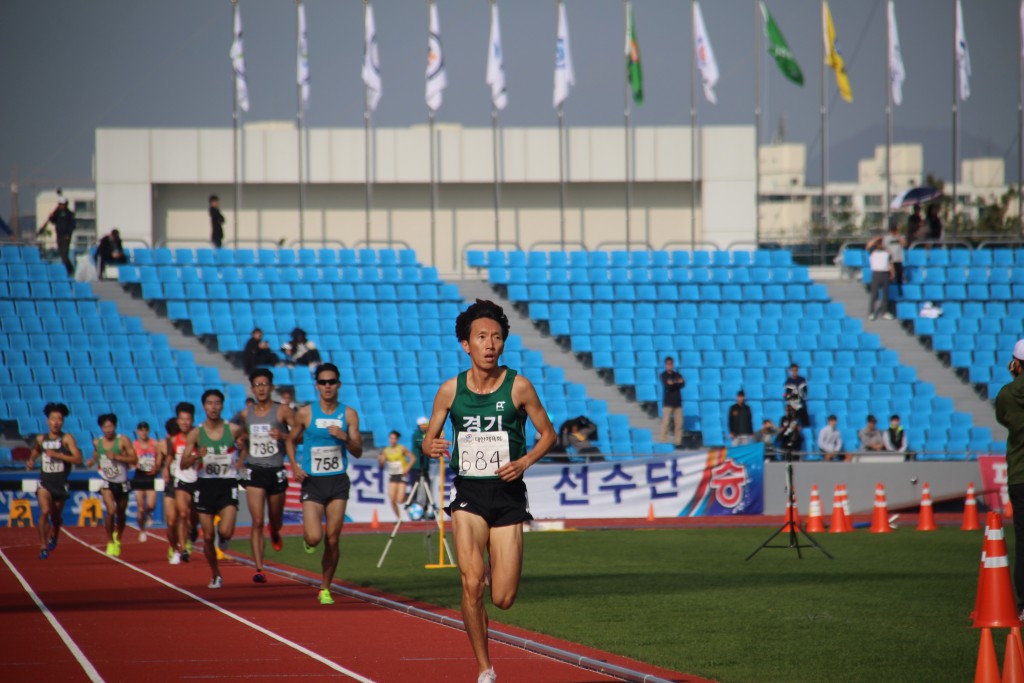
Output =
[{"x1": 823, "y1": 1, "x2": 853, "y2": 102}]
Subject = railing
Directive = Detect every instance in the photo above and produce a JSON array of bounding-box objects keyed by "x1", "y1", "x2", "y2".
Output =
[
  {"x1": 526, "y1": 239, "x2": 589, "y2": 252},
  {"x1": 459, "y1": 240, "x2": 524, "y2": 277},
  {"x1": 591, "y1": 240, "x2": 655, "y2": 252},
  {"x1": 660, "y1": 240, "x2": 723, "y2": 252},
  {"x1": 906, "y1": 239, "x2": 974, "y2": 251},
  {"x1": 155, "y1": 237, "x2": 282, "y2": 249},
  {"x1": 351, "y1": 238, "x2": 412, "y2": 251},
  {"x1": 285, "y1": 238, "x2": 348, "y2": 250}
]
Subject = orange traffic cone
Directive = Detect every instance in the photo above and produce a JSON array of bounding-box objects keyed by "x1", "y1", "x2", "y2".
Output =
[
  {"x1": 841, "y1": 483, "x2": 855, "y2": 532},
  {"x1": 1004, "y1": 631, "x2": 1024, "y2": 683},
  {"x1": 974, "y1": 513, "x2": 1022, "y2": 628},
  {"x1": 918, "y1": 482, "x2": 938, "y2": 531},
  {"x1": 974, "y1": 513, "x2": 995, "y2": 624},
  {"x1": 829, "y1": 483, "x2": 849, "y2": 534},
  {"x1": 805, "y1": 485, "x2": 826, "y2": 533},
  {"x1": 870, "y1": 482, "x2": 893, "y2": 534},
  {"x1": 1005, "y1": 487, "x2": 1015, "y2": 520},
  {"x1": 963, "y1": 483, "x2": 981, "y2": 531},
  {"x1": 781, "y1": 490, "x2": 800, "y2": 532},
  {"x1": 647, "y1": 503, "x2": 656, "y2": 522},
  {"x1": 976, "y1": 628, "x2": 1001, "y2": 683},
  {"x1": 370, "y1": 509, "x2": 380, "y2": 530}
]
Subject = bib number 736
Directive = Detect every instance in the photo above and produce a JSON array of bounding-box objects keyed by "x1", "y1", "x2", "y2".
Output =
[{"x1": 457, "y1": 432, "x2": 510, "y2": 478}]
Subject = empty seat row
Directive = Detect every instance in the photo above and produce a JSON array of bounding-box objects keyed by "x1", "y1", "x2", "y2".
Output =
[
  {"x1": 491, "y1": 265, "x2": 810, "y2": 286},
  {"x1": 140, "y1": 281, "x2": 459, "y2": 303},
  {"x1": 536, "y1": 301, "x2": 846, "y2": 321},
  {"x1": 469, "y1": 249, "x2": 794, "y2": 269},
  {"x1": 549, "y1": 314, "x2": 863, "y2": 337},
  {"x1": 514, "y1": 283, "x2": 828, "y2": 305},
  {"x1": 130, "y1": 247, "x2": 418, "y2": 267},
  {"x1": 844, "y1": 247, "x2": 1024, "y2": 269},
  {"x1": 124, "y1": 264, "x2": 437, "y2": 285},
  {"x1": 0, "y1": 263, "x2": 73, "y2": 282}
]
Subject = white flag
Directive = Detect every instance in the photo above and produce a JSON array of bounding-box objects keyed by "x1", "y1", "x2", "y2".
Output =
[
  {"x1": 955, "y1": 0, "x2": 970, "y2": 101},
  {"x1": 486, "y1": 3, "x2": 508, "y2": 111},
  {"x1": 693, "y1": 1, "x2": 719, "y2": 104},
  {"x1": 425, "y1": 1, "x2": 447, "y2": 111},
  {"x1": 362, "y1": 3, "x2": 382, "y2": 111},
  {"x1": 297, "y1": 2, "x2": 310, "y2": 110},
  {"x1": 887, "y1": 1, "x2": 905, "y2": 106},
  {"x1": 553, "y1": 1, "x2": 575, "y2": 109},
  {"x1": 230, "y1": 3, "x2": 249, "y2": 112}
]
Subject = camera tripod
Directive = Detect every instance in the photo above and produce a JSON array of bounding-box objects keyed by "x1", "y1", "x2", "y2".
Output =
[
  {"x1": 377, "y1": 466, "x2": 455, "y2": 568},
  {"x1": 746, "y1": 458, "x2": 833, "y2": 561}
]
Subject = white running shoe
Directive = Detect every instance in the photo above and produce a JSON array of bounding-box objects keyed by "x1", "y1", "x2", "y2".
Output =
[
  {"x1": 139, "y1": 531, "x2": 148, "y2": 543},
  {"x1": 169, "y1": 551, "x2": 182, "y2": 565},
  {"x1": 209, "y1": 576, "x2": 223, "y2": 589},
  {"x1": 882, "y1": 313, "x2": 895, "y2": 320},
  {"x1": 477, "y1": 668, "x2": 497, "y2": 683}
]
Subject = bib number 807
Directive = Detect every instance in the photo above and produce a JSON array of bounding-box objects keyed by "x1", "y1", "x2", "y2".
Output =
[
  {"x1": 460, "y1": 450, "x2": 504, "y2": 476},
  {"x1": 205, "y1": 463, "x2": 232, "y2": 476}
]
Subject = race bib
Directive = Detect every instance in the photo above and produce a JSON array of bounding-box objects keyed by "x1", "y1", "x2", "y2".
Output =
[
  {"x1": 386, "y1": 459, "x2": 404, "y2": 476},
  {"x1": 42, "y1": 454, "x2": 63, "y2": 474},
  {"x1": 201, "y1": 450, "x2": 235, "y2": 478},
  {"x1": 457, "y1": 432, "x2": 510, "y2": 478},
  {"x1": 99, "y1": 454, "x2": 124, "y2": 482},
  {"x1": 137, "y1": 452, "x2": 156, "y2": 472},
  {"x1": 249, "y1": 423, "x2": 278, "y2": 458},
  {"x1": 310, "y1": 446, "x2": 344, "y2": 475}
]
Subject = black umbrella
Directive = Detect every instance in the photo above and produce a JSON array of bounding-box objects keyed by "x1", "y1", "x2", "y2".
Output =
[{"x1": 890, "y1": 186, "x2": 942, "y2": 209}]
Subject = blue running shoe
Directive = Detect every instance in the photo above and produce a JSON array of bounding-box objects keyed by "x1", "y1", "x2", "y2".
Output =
[
  {"x1": 46, "y1": 535, "x2": 57, "y2": 551},
  {"x1": 39, "y1": 549, "x2": 49, "y2": 560}
]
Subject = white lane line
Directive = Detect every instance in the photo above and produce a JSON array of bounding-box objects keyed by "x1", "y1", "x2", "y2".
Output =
[
  {"x1": 62, "y1": 529, "x2": 376, "y2": 683},
  {"x1": 0, "y1": 546, "x2": 105, "y2": 683}
]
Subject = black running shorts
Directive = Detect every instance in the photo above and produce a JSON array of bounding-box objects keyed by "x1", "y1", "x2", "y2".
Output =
[
  {"x1": 193, "y1": 478, "x2": 239, "y2": 514},
  {"x1": 445, "y1": 476, "x2": 532, "y2": 528},
  {"x1": 101, "y1": 480, "x2": 132, "y2": 501},
  {"x1": 132, "y1": 473, "x2": 157, "y2": 491},
  {"x1": 40, "y1": 480, "x2": 70, "y2": 502},
  {"x1": 241, "y1": 466, "x2": 289, "y2": 495},
  {"x1": 173, "y1": 477, "x2": 198, "y2": 496},
  {"x1": 300, "y1": 473, "x2": 351, "y2": 506}
]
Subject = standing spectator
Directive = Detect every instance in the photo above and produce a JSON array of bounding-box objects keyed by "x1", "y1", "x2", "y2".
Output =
[
  {"x1": 995, "y1": 339, "x2": 1024, "y2": 616},
  {"x1": 407, "y1": 417, "x2": 432, "y2": 516},
  {"x1": 659, "y1": 357, "x2": 685, "y2": 447},
  {"x1": 209, "y1": 195, "x2": 225, "y2": 248},
  {"x1": 906, "y1": 203, "x2": 925, "y2": 244},
  {"x1": 866, "y1": 236, "x2": 894, "y2": 321},
  {"x1": 926, "y1": 204, "x2": 943, "y2": 241},
  {"x1": 728, "y1": 390, "x2": 754, "y2": 445},
  {"x1": 280, "y1": 328, "x2": 322, "y2": 369},
  {"x1": 95, "y1": 229, "x2": 129, "y2": 280},
  {"x1": 882, "y1": 220, "x2": 906, "y2": 297},
  {"x1": 817, "y1": 414, "x2": 845, "y2": 462},
  {"x1": 783, "y1": 363, "x2": 810, "y2": 428},
  {"x1": 858, "y1": 415, "x2": 886, "y2": 451},
  {"x1": 242, "y1": 328, "x2": 279, "y2": 374},
  {"x1": 38, "y1": 196, "x2": 76, "y2": 276},
  {"x1": 775, "y1": 404, "x2": 804, "y2": 461},
  {"x1": 883, "y1": 414, "x2": 908, "y2": 453}
]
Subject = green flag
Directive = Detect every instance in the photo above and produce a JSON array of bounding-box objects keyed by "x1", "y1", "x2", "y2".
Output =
[
  {"x1": 626, "y1": 2, "x2": 643, "y2": 104},
  {"x1": 760, "y1": 1, "x2": 803, "y2": 86}
]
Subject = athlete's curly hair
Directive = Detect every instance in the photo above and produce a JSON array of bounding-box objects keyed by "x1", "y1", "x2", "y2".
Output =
[
  {"x1": 43, "y1": 402, "x2": 69, "y2": 417},
  {"x1": 455, "y1": 299, "x2": 510, "y2": 342}
]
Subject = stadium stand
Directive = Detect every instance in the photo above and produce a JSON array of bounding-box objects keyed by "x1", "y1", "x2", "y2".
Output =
[
  {"x1": 471, "y1": 248, "x2": 1002, "y2": 460},
  {"x1": 120, "y1": 247, "x2": 669, "y2": 455}
]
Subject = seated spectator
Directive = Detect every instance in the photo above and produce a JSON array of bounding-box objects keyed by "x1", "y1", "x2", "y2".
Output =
[
  {"x1": 775, "y1": 403, "x2": 804, "y2": 460},
  {"x1": 281, "y1": 327, "x2": 321, "y2": 369},
  {"x1": 857, "y1": 415, "x2": 885, "y2": 451},
  {"x1": 242, "y1": 327, "x2": 279, "y2": 374},
  {"x1": 95, "y1": 228, "x2": 129, "y2": 280},
  {"x1": 757, "y1": 419, "x2": 777, "y2": 459},
  {"x1": 817, "y1": 414, "x2": 845, "y2": 462},
  {"x1": 277, "y1": 386, "x2": 298, "y2": 410},
  {"x1": 558, "y1": 416, "x2": 600, "y2": 454},
  {"x1": 883, "y1": 414, "x2": 908, "y2": 453},
  {"x1": 728, "y1": 390, "x2": 754, "y2": 446}
]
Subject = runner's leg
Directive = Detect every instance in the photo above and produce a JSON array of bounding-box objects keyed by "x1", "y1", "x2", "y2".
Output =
[
  {"x1": 216, "y1": 504, "x2": 237, "y2": 548},
  {"x1": 50, "y1": 496, "x2": 65, "y2": 540},
  {"x1": 246, "y1": 486, "x2": 267, "y2": 570},
  {"x1": 174, "y1": 489, "x2": 191, "y2": 553},
  {"x1": 115, "y1": 492, "x2": 129, "y2": 540},
  {"x1": 101, "y1": 489, "x2": 116, "y2": 543},
  {"x1": 165, "y1": 492, "x2": 179, "y2": 553},
  {"x1": 37, "y1": 488, "x2": 53, "y2": 550},
  {"x1": 267, "y1": 490, "x2": 285, "y2": 547},
  {"x1": 452, "y1": 510, "x2": 494, "y2": 675},
  {"x1": 388, "y1": 481, "x2": 401, "y2": 520},
  {"x1": 302, "y1": 500, "x2": 325, "y2": 549},
  {"x1": 199, "y1": 512, "x2": 218, "y2": 580},
  {"x1": 320, "y1": 499, "x2": 346, "y2": 591},
  {"x1": 487, "y1": 523, "x2": 524, "y2": 610},
  {"x1": 135, "y1": 489, "x2": 147, "y2": 531}
]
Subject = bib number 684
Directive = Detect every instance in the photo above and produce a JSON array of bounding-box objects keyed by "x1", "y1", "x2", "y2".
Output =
[{"x1": 460, "y1": 450, "x2": 504, "y2": 474}]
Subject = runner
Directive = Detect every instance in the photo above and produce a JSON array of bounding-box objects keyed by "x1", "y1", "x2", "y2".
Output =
[
  {"x1": 25, "y1": 403, "x2": 83, "y2": 559},
  {"x1": 170, "y1": 402, "x2": 199, "y2": 565},
  {"x1": 85, "y1": 414, "x2": 138, "y2": 557},
  {"x1": 160, "y1": 417, "x2": 182, "y2": 561},
  {"x1": 285, "y1": 363, "x2": 363, "y2": 605},
  {"x1": 238, "y1": 368, "x2": 295, "y2": 584},
  {"x1": 132, "y1": 421, "x2": 159, "y2": 542},
  {"x1": 378, "y1": 430, "x2": 413, "y2": 521},
  {"x1": 423, "y1": 300, "x2": 556, "y2": 683},
  {"x1": 181, "y1": 389, "x2": 246, "y2": 589}
]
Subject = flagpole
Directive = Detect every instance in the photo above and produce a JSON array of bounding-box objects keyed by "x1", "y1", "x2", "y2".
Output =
[
  {"x1": 489, "y1": 0, "x2": 502, "y2": 249},
  {"x1": 885, "y1": 0, "x2": 893, "y2": 228},
  {"x1": 690, "y1": 0, "x2": 697, "y2": 251},
  {"x1": 1019, "y1": 0, "x2": 1023, "y2": 233},
  {"x1": 820, "y1": 0, "x2": 829, "y2": 236},
  {"x1": 363, "y1": 0, "x2": 372, "y2": 248},
  {"x1": 558, "y1": 106, "x2": 567, "y2": 251},
  {"x1": 295, "y1": 0, "x2": 306, "y2": 248},
  {"x1": 232, "y1": 0, "x2": 240, "y2": 249},
  {"x1": 754, "y1": 0, "x2": 762, "y2": 245},
  {"x1": 951, "y1": 0, "x2": 959, "y2": 238},
  {"x1": 624, "y1": 1, "x2": 632, "y2": 251}
]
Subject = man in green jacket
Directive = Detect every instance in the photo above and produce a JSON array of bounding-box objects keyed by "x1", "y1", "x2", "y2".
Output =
[{"x1": 996, "y1": 339, "x2": 1024, "y2": 616}]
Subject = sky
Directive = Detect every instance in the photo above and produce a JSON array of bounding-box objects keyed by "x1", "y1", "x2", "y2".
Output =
[{"x1": 1, "y1": 0, "x2": 1020, "y2": 221}]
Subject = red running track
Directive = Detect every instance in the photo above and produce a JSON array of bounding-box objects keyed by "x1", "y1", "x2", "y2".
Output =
[{"x1": 0, "y1": 527, "x2": 702, "y2": 682}]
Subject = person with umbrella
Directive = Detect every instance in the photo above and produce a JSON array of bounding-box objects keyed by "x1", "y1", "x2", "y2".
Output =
[{"x1": 906, "y1": 204, "x2": 925, "y2": 245}]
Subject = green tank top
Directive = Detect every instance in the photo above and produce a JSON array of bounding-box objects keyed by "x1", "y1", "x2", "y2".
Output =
[
  {"x1": 448, "y1": 368, "x2": 527, "y2": 479},
  {"x1": 97, "y1": 435, "x2": 128, "y2": 483},
  {"x1": 197, "y1": 423, "x2": 238, "y2": 479}
]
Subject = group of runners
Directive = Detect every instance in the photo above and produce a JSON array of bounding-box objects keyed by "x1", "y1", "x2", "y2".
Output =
[{"x1": 24, "y1": 300, "x2": 556, "y2": 683}]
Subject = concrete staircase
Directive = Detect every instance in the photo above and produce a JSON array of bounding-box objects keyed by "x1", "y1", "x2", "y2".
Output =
[
  {"x1": 818, "y1": 274, "x2": 1006, "y2": 441},
  {"x1": 89, "y1": 281, "x2": 251, "y2": 391},
  {"x1": 453, "y1": 278, "x2": 666, "y2": 440}
]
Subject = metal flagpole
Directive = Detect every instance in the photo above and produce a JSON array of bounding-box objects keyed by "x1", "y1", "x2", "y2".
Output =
[
  {"x1": 364, "y1": 0, "x2": 372, "y2": 247},
  {"x1": 296, "y1": 0, "x2": 306, "y2": 247},
  {"x1": 232, "y1": 0, "x2": 240, "y2": 249},
  {"x1": 885, "y1": 0, "x2": 893, "y2": 228},
  {"x1": 558, "y1": 107, "x2": 566, "y2": 251},
  {"x1": 1019, "y1": 0, "x2": 1023, "y2": 232},
  {"x1": 624, "y1": 1, "x2": 632, "y2": 250},
  {"x1": 754, "y1": 0, "x2": 761, "y2": 244},
  {"x1": 820, "y1": 0, "x2": 829, "y2": 236},
  {"x1": 690, "y1": 0, "x2": 697, "y2": 250},
  {"x1": 951, "y1": 0, "x2": 958, "y2": 237},
  {"x1": 491, "y1": 0, "x2": 501, "y2": 249},
  {"x1": 429, "y1": 110, "x2": 437, "y2": 267}
]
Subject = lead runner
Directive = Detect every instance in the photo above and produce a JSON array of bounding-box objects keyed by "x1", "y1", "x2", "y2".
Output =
[{"x1": 423, "y1": 300, "x2": 555, "y2": 683}]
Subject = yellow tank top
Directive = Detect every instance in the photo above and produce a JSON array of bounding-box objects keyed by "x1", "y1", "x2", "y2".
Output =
[{"x1": 383, "y1": 445, "x2": 407, "y2": 476}]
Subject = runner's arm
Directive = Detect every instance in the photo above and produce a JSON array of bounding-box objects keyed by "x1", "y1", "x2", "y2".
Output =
[
  {"x1": 272, "y1": 405, "x2": 295, "y2": 442},
  {"x1": 63, "y1": 434, "x2": 84, "y2": 465},
  {"x1": 230, "y1": 422, "x2": 247, "y2": 469},
  {"x1": 423, "y1": 378, "x2": 456, "y2": 459},
  {"x1": 85, "y1": 438, "x2": 98, "y2": 469},
  {"x1": 496, "y1": 375, "x2": 556, "y2": 482},
  {"x1": 344, "y1": 407, "x2": 363, "y2": 458},
  {"x1": 25, "y1": 436, "x2": 42, "y2": 470},
  {"x1": 401, "y1": 446, "x2": 414, "y2": 473},
  {"x1": 119, "y1": 435, "x2": 138, "y2": 465},
  {"x1": 285, "y1": 406, "x2": 309, "y2": 481},
  {"x1": 180, "y1": 428, "x2": 202, "y2": 469}
]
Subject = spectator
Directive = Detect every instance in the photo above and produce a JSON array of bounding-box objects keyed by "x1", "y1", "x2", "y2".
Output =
[
  {"x1": 277, "y1": 386, "x2": 298, "y2": 411},
  {"x1": 883, "y1": 414, "x2": 908, "y2": 453},
  {"x1": 242, "y1": 328, "x2": 279, "y2": 374},
  {"x1": 758, "y1": 419, "x2": 778, "y2": 459},
  {"x1": 406, "y1": 417, "x2": 432, "y2": 518},
  {"x1": 882, "y1": 220, "x2": 906, "y2": 297},
  {"x1": 866, "y1": 236, "x2": 894, "y2": 321},
  {"x1": 230, "y1": 398, "x2": 255, "y2": 426},
  {"x1": 857, "y1": 415, "x2": 886, "y2": 451},
  {"x1": 994, "y1": 339, "x2": 1024, "y2": 615},
  {"x1": 728, "y1": 390, "x2": 754, "y2": 445},
  {"x1": 209, "y1": 195, "x2": 225, "y2": 248},
  {"x1": 906, "y1": 203, "x2": 925, "y2": 244},
  {"x1": 783, "y1": 364, "x2": 810, "y2": 428},
  {"x1": 817, "y1": 414, "x2": 845, "y2": 462},
  {"x1": 775, "y1": 403, "x2": 804, "y2": 460},
  {"x1": 926, "y1": 204, "x2": 943, "y2": 241},
  {"x1": 559, "y1": 415, "x2": 600, "y2": 454},
  {"x1": 94, "y1": 229, "x2": 129, "y2": 281},
  {"x1": 280, "y1": 328, "x2": 321, "y2": 369},
  {"x1": 38, "y1": 195, "x2": 76, "y2": 276},
  {"x1": 659, "y1": 357, "x2": 685, "y2": 448}
]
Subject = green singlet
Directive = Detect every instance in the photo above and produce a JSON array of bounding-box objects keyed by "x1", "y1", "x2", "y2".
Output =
[{"x1": 448, "y1": 367, "x2": 527, "y2": 480}]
